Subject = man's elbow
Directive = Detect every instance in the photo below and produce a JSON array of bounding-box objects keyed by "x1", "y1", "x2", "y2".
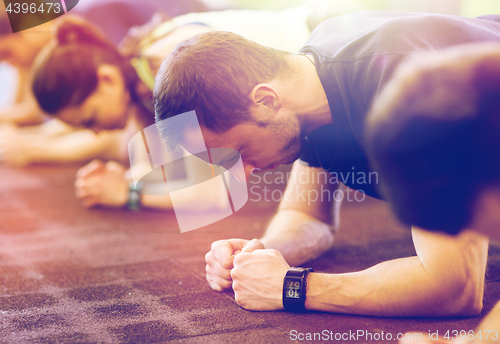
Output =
[
  {"x1": 423, "y1": 230, "x2": 488, "y2": 317},
  {"x1": 436, "y1": 272, "x2": 484, "y2": 317},
  {"x1": 454, "y1": 277, "x2": 484, "y2": 317}
]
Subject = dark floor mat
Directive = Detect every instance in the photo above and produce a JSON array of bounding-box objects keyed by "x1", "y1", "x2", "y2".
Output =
[{"x1": 0, "y1": 165, "x2": 498, "y2": 343}]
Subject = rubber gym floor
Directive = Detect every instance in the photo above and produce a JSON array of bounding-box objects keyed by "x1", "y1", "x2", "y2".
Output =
[{"x1": 1, "y1": 164, "x2": 499, "y2": 343}]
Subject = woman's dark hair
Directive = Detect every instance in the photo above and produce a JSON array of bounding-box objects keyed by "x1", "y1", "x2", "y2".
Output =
[{"x1": 32, "y1": 15, "x2": 137, "y2": 114}]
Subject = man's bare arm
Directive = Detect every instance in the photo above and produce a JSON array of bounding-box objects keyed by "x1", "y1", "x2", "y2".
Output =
[
  {"x1": 232, "y1": 225, "x2": 488, "y2": 316},
  {"x1": 210, "y1": 160, "x2": 489, "y2": 317},
  {"x1": 260, "y1": 161, "x2": 340, "y2": 265},
  {"x1": 234, "y1": 161, "x2": 488, "y2": 316},
  {"x1": 305, "y1": 228, "x2": 487, "y2": 316},
  {"x1": 259, "y1": 162, "x2": 488, "y2": 316}
]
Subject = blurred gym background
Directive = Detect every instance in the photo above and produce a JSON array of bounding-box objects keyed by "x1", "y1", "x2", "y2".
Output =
[{"x1": 203, "y1": 0, "x2": 499, "y2": 17}]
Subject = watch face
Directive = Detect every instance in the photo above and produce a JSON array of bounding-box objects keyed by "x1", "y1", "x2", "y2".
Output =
[{"x1": 285, "y1": 279, "x2": 301, "y2": 299}]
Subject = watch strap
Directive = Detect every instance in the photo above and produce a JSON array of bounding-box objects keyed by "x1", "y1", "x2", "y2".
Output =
[
  {"x1": 127, "y1": 181, "x2": 143, "y2": 211},
  {"x1": 282, "y1": 267, "x2": 313, "y2": 312}
]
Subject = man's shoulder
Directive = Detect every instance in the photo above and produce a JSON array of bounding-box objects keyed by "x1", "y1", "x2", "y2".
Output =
[
  {"x1": 311, "y1": 11, "x2": 476, "y2": 31},
  {"x1": 302, "y1": 11, "x2": 500, "y2": 66}
]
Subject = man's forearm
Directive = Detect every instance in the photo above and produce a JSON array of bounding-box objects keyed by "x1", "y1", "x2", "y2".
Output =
[
  {"x1": 260, "y1": 209, "x2": 336, "y2": 267},
  {"x1": 305, "y1": 230, "x2": 488, "y2": 317},
  {"x1": 306, "y1": 257, "x2": 448, "y2": 316}
]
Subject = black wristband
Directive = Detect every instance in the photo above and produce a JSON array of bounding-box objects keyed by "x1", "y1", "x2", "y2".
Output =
[
  {"x1": 127, "y1": 181, "x2": 143, "y2": 211},
  {"x1": 282, "y1": 267, "x2": 313, "y2": 312}
]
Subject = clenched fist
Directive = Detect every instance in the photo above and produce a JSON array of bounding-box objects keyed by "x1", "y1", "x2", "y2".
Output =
[
  {"x1": 232, "y1": 244, "x2": 289, "y2": 311},
  {"x1": 75, "y1": 160, "x2": 128, "y2": 208},
  {"x1": 205, "y1": 238, "x2": 265, "y2": 291}
]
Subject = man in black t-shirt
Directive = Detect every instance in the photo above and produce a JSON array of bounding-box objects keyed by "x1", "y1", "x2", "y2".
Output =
[{"x1": 154, "y1": 13, "x2": 500, "y2": 316}]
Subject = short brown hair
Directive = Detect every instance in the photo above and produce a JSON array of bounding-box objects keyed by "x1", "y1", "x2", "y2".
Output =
[
  {"x1": 154, "y1": 31, "x2": 292, "y2": 149},
  {"x1": 32, "y1": 16, "x2": 136, "y2": 115}
]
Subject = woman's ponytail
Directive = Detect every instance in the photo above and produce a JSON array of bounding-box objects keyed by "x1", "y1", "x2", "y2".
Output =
[{"x1": 54, "y1": 15, "x2": 117, "y2": 51}]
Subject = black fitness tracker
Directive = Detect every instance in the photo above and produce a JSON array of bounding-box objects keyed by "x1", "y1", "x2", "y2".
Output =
[
  {"x1": 282, "y1": 267, "x2": 313, "y2": 312},
  {"x1": 127, "y1": 181, "x2": 143, "y2": 211}
]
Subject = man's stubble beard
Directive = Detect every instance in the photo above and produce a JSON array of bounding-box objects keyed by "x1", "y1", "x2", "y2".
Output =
[{"x1": 275, "y1": 114, "x2": 303, "y2": 165}]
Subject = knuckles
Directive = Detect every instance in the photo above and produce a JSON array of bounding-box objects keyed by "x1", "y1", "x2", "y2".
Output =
[
  {"x1": 233, "y1": 290, "x2": 250, "y2": 310},
  {"x1": 220, "y1": 257, "x2": 233, "y2": 270},
  {"x1": 234, "y1": 292, "x2": 243, "y2": 305},
  {"x1": 232, "y1": 279, "x2": 240, "y2": 293},
  {"x1": 220, "y1": 279, "x2": 232, "y2": 290},
  {"x1": 268, "y1": 249, "x2": 280, "y2": 258},
  {"x1": 230, "y1": 266, "x2": 239, "y2": 280},
  {"x1": 211, "y1": 240, "x2": 225, "y2": 251},
  {"x1": 233, "y1": 253, "x2": 244, "y2": 266},
  {"x1": 204, "y1": 251, "x2": 212, "y2": 264}
]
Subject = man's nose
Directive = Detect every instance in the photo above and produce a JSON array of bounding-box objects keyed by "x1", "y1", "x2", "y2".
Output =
[
  {"x1": 229, "y1": 162, "x2": 255, "y2": 184},
  {"x1": 243, "y1": 163, "x2": 256, "y2": 183}
]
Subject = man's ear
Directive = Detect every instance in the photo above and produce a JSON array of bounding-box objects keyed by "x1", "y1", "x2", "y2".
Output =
[
  {"x1": 96, "y1": 64, "x2": 123, "y2": 87},
  {"x1": 250, "y1": 83, "x2": 282, "y2": 112}
]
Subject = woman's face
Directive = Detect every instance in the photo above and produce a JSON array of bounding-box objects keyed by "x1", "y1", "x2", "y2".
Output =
[{"x1": 56, "y1": 65, "x2": 130, "y2": 133}]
